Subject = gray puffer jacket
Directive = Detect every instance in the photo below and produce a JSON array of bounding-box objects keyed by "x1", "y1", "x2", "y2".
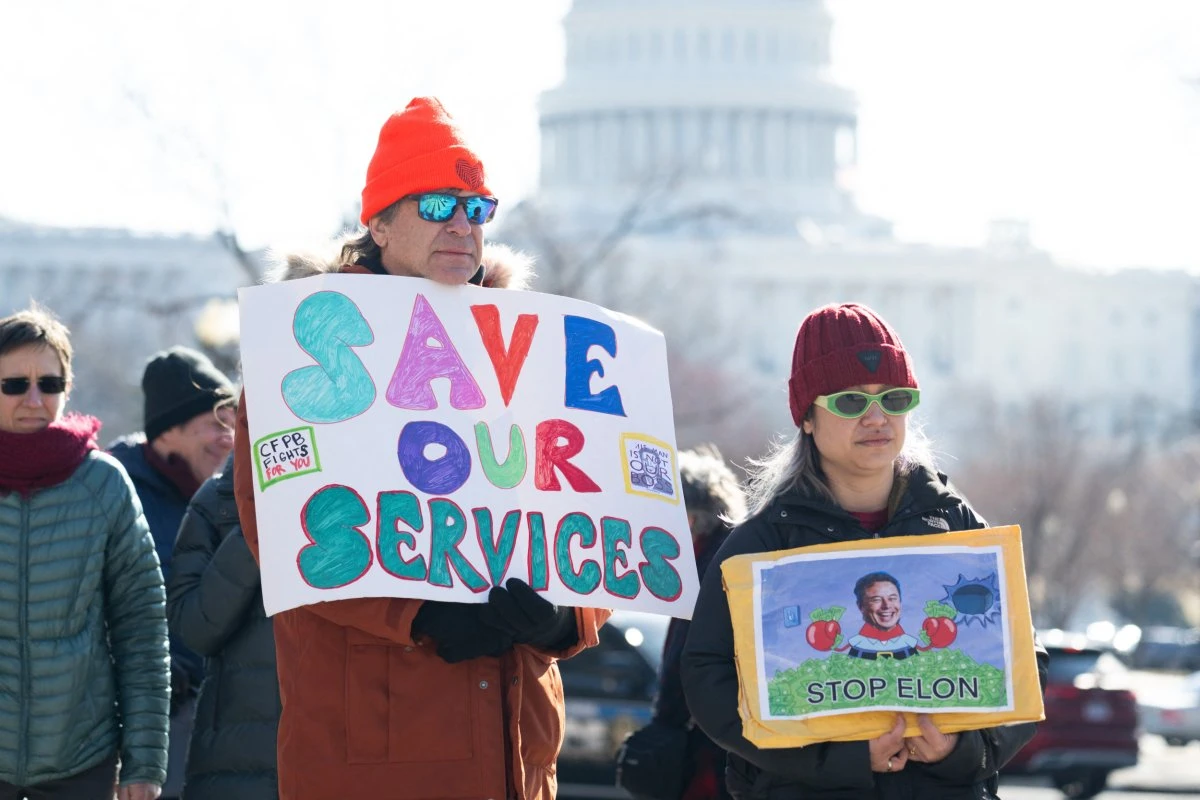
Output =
[
  {"x1": 167, "y1": 454, "x2": 280, "y2": 799},
  {"x1": 0, "y1": 451, "x2": 170, "y2": 787}
]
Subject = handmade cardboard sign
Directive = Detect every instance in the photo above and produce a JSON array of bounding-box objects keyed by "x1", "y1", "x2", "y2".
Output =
[
  {"x1": 238, "y1": 274, "x2": 698, "y2": 618},
  {"x1": 721, "y1": 526, "x2": 1043, "y2": 747}
]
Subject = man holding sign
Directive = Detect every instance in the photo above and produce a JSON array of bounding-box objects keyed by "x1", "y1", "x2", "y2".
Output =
[{"x1": 232, "y1": 97, "x2": 610, "y2": 800}]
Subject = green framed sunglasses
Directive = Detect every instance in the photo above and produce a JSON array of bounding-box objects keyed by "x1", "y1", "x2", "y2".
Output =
[{"x1": 813, "y1": 387, "x2": 920, "y2": 419}]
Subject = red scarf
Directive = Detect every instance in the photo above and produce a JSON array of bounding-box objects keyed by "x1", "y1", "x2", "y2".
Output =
[
  {"x1": 858, "y1": 623, "x2": 906, "y2": 641},
  {"x1": 0, "y1": 413, "x2": 101, "y2": 497}
]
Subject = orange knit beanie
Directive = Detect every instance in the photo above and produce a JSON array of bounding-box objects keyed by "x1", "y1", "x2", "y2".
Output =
[{"x1": 359, "y1": 97, "x2": 491, "y2": 224}]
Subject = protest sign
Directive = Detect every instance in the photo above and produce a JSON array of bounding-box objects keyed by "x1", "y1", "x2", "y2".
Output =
[
  {"x1": 721, "y1": 525, "x2": 1044, "y2": 747},
  {"x1": 238, "y1": 274, "x2": 699, "y2": 618}
]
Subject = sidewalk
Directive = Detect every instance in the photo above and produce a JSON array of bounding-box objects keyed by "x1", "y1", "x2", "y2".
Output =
[{"x1": 1108, "y1": 736, "x2": 1200, "y2": 794}]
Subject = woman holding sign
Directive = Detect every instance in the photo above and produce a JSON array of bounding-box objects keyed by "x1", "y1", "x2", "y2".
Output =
[
  {"x1": 681, "y1": 302, "x2": 1048, "y2": 799},
  {"x1": 0, "y1": 306, "x2": 169, "y2": 800}
]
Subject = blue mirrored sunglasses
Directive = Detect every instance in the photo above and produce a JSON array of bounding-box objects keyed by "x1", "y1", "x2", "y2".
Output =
[{"x1": 406, "y1": 192, "x2": 498, "y2": 225}]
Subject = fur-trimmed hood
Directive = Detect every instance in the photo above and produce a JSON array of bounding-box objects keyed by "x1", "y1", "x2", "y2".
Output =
[{"x1": 264, "y1": 241, "x2": 534, "y2": 290}]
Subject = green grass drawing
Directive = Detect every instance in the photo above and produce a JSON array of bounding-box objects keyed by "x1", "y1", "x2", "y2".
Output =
[{"x1": 767, "y1": 649, "x2": 1007, "y2": 717}]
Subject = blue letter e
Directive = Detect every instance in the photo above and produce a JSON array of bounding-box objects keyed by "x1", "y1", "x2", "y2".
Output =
[{"x1": 563, "y1": 315, "x2": 626, "y2": 417}]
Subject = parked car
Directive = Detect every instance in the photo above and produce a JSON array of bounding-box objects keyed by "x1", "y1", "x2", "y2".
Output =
[
  {"x1": 1126, "y1": 626, "x2": 1200, "y2": 673},
  {"x1": 1138, "y1": 670, "x2": 1200, "y2": 746},
  {"x1": 557, "y1": 610, "x2": 669, "y2": 800},
  {"x1": 1005, "y1": 640, "x2": 1140, "y2": 799}
]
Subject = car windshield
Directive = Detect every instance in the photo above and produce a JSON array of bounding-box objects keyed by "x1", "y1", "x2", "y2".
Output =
[
  {"x1": 608, "y1": 611, "x2": 670, "y2": 673},
  {"x1": 1047, "y1": 648, "x2": 1127, "y2": 684},
  {"x1": 1129, "y1": 628, "x2": 1200, "y2": 671},
  {"x1": 558, "y1": 610, "x2": 670, "y2": 701}
]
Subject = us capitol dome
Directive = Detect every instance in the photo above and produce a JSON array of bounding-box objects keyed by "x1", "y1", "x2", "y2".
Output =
[{"x1": 533, "y1": 0, "x2": 887, "y2": 239}]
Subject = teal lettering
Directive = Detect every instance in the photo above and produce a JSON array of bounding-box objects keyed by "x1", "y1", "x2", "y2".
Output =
[
  {"x1": 428, "y1": 499, "x2": 488, "y2": 591},
  {"x1": 283, "y1": 292, "x2": 376, "y2": 423},
  {"x1": 554, "y1": 512, "x2": 601, "y2": 594},
  {"x1": 601, "y1": 517, "x2": 640, "y2": 599},
  {"x1": 298, "y1": 485, "x2": 372, "y2": 588},
  {"x1": 638, "y1": 526, "x2": 682, "y2": 601},
  {"x1": 473, "y1": 508, "x2": 520, "y2": 586},
  {"x1": 527, "y1": 512, "x2": 549, "y2": 590},
  {"x1": 376, "y1": 491, "x2": 427, "y2": 581}
]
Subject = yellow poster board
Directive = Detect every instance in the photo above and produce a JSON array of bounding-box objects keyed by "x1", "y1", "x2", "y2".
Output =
[{"x1": 721, "y1": 525, "x2": 1044, "y2": 748}]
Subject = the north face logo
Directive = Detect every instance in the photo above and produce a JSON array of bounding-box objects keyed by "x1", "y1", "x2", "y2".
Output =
[
  {"x1": 923, "y1": 515, "x2": 950, "y2": 531},
  {"x1": 857, "y1": 350, "x2": 882, "y2": 373}
]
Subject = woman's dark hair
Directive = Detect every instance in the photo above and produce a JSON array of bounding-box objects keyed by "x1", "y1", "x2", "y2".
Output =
[{"x1": 0, "y1": 304, "x2": 74, "y2": 384}]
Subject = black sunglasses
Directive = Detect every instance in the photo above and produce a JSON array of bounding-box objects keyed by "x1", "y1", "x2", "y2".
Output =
[{"x1": 1, "y1": 376, "x2": 67, "y2": 396}]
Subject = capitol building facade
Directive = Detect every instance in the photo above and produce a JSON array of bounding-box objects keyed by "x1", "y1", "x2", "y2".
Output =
[
  {"x1": 539, "y1": 0, "x2": 862, "y2": 233},
  {"x1": 509, "y1": 0, "x2": 1198, "y2": 456},
  {"x1": 0, "y1": 220, "x2": 246, "y2": 435},
  {"x1": 1, "y1": 0, "x2": 1195, "y2": 456}
]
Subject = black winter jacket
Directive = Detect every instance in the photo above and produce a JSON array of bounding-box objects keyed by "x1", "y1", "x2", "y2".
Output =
[
  {"x1": 654, "y1": 529, "x2": 734, "y2": 799},
  {"x1": 681, "y1": 466, "x2": 1048, "y2": 800},
  {"x1": 166, "y1": 454, "x2": 280, "y2": 800}
]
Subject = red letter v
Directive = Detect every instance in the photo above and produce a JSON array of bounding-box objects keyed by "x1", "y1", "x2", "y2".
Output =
[{"x1": 471, "y1": 304, "x2": 539, "y2": 407}]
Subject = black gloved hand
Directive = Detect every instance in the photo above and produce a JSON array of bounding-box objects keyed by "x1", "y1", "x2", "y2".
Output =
[
  {"x1": 411, "y1": 600, "x2": 514, "y2": 664},
  {"x1": 482, "y1": 578, "x2": 579, "y2": 650}
]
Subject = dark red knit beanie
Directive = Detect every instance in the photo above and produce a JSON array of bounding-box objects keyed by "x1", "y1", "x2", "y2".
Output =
[{"x1": 787, "y1": 302, "x2": 918, "y2": 427}]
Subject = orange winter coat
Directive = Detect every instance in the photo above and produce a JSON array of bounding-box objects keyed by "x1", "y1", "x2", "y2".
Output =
[{"x1": 233, "y1": 247, "x2": 611, "y2": 800}]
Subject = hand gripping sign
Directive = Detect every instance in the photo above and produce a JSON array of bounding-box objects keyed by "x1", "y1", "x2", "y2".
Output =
[
  {"x1": 721, "y1": 526, "x2": 1044, "y2": 747},
  {"x1": 238, "y1": 274, "x2": 700, "y2": 618}
]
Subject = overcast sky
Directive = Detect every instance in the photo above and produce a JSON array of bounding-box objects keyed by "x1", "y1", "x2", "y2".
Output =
[{"x1": 1, "y1": 0, "x2": 1197, "y2": 270}]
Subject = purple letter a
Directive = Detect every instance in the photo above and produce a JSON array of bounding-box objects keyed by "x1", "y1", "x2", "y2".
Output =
[{"x1": 387, "y1": 294, "x2": 485, "y2": 410}]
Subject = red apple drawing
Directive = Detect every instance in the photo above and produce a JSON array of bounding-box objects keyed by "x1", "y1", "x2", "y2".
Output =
[
  {"x1": 922, "y1": 616, "x2": 958, "y2": 648},
  {"x1": 806, "y1": 620, "x2": 841, "y2": 651}
]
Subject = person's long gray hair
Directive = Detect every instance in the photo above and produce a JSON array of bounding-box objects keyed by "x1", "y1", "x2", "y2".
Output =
[
  {"x1": 679, "y1": 444, "x2": 747, "y2": 539},
  {"x1": 337, "y1": 199, "x2": 402, "y2": 268},
  {"x1": 742, "y1": 415, "x2": 936, "y2": 518}
]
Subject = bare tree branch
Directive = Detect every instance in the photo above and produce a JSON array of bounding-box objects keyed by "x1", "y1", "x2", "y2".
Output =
[
  {"x1": 120, "y1": 87, "x2": 264, "y2": 285},
  {"x1": 956, "y1": 397, "x2": 1197, "y2": 627}
]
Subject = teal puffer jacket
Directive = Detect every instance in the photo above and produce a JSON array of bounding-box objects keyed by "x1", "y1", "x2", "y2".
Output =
[{"x1": 0, "y1": 450, "x2": 170, "y2": 787}]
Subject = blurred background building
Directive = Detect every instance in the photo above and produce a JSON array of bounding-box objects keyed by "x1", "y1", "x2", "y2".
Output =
[
  {"x1": 504, "y1": 0, "x2": 1199, "y2": 461},
  {"x1": 0, "y1": 219, "x2": 247, "y2": 435}
]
